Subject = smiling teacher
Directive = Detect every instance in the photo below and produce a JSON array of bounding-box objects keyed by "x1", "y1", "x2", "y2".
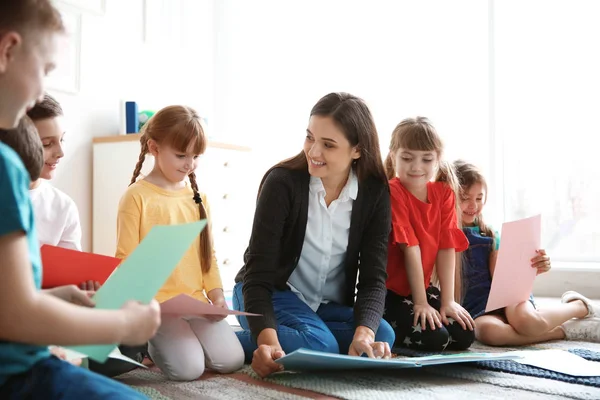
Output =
[{"x1": 233, "y1": 92, "x2": 395, "y2": 377}]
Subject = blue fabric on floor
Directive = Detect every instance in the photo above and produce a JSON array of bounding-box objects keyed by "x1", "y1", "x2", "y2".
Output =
[{"x1": 393, "y1": 347, "x2": 600, "y2": 387}]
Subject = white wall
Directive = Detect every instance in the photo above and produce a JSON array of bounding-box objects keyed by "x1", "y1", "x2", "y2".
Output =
[
  {"x1": 50, "y1": 0, "x2": 215, "y2": 252},
  {"x1": 47, "y1": 0, "x2": 599, "y2": 296},
  {"x1": 212, "y1": 0, "x2": 496, "y2": 217},
  {"x1": 51, "y1": 0, "x2": 492, "y2": 252}
]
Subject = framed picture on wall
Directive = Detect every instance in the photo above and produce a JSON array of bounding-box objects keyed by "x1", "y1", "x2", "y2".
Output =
[
  {"x1": 57, "y1": 0, "x2": 106, "y2": 15},
  {"x1": 46, "y1": 6, "x2": 82, "y2": 94}
]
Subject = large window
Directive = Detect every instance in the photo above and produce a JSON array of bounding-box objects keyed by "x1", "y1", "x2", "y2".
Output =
[
  {"x1": 212, "y1": 0, "x2": 600, "y2": 296},
  {"x1": 495, "y1": 0, "x2": 600, "y2": 267}
]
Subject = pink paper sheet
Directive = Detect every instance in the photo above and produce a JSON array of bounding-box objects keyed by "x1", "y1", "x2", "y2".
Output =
[
  {"x1": 485, "y1": 214, "x2": 541, "y2": 312},
  {"x1": 160, "y1": 294, "x2": 260, "y2": 316}
]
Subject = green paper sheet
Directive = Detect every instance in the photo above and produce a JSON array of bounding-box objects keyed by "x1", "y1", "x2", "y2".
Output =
[{"x1": 67, "y1": 220, "x2": 206, "y2": 362}]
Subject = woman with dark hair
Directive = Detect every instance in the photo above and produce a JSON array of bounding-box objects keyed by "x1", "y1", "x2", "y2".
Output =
[{"x1": 234, "y1": 92, "x2": 395, "y2": 377}]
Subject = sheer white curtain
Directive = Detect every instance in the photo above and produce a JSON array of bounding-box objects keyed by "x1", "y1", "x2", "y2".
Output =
[
  {"x1": 211, "y1": 0, "x2": 600, "y2": 296},
  {"x1": 495, "y1": 0, "x2": 600, "y2": 265}
]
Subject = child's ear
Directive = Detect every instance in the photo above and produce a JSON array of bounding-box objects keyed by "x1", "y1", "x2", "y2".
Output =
[
  {"x1": 147, "y1": 139, "x2": 159, "y2": 157},
  {"x1": 0, "y1": 32, "x2": 21, "y2": 73}
]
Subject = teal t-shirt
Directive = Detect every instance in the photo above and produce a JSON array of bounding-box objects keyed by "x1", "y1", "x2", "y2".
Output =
[
  {"x1": 0, "y1": 142, "x2": 50, "y2": 385},
  {"x1": 463, "y1": 225, "x2": 501, "y2": 250}
]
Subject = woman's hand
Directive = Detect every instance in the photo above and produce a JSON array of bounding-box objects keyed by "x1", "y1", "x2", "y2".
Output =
[
  {"x1": 531, "y1": 249, "x2": 551, "y2": 275},
  {"x1": 413, "y1": 302, "x2": 442, "y2": 330},
  {"x1": 348, "y1": 326, "x2": 391, "y2": 359},
  {"x1": 44, "y1": 285, "x2": 95, "y2": 307},
  {"x1": 440, "y1": 301, "x2": 474, "y2": 331},
  {"x1": 252, "y1": 344, "x2": 286, "y2": 378}
]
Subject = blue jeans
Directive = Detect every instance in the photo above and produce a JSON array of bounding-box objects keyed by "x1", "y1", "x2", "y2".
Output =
[
  {"x1": 233, "y1": 282, "x2": 395, "y2": 362},
  {"x1": 0, "y1": 356, "x2": 146, "y2": 399}
]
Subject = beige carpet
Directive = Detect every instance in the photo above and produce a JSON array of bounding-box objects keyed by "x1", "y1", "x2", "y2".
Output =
[
  {"x1": 119, "y1": 298, "x2": 600, "y2": 399},
  {"x1": 239, "y1": 339, "x2": 600, "y2": 400},
  {"x1": 117, "y1": 338, "x2": 600, "y2": 399}
]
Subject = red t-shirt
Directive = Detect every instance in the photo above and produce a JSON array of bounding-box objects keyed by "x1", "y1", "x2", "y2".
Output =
[{"x1": 386, "y1": 178, "x2": 469, "y2": 297}]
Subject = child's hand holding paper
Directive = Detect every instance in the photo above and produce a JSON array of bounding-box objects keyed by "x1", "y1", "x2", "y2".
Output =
[
  {"x1": 531, "y1": 249, "x2": 551, "y2": 275},
  {"x1": 206, "y1": 288, "x2": 228, "y2": 322},
  {"x1": 80, "y1": 280, "x2": 101, "y2": 291},
  {"x1": 67, "y1": 221, "x2": 207, "y2": 362},
  {"x1": 44, "y1": 285, "x2": 96, "y2": 307},
  {"x1": 120, "y1": 300, "x2": 161, "y2": 346}
]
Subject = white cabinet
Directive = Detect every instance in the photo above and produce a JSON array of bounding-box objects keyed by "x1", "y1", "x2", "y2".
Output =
[{"x1": 92, "y1": 134, "x2": 256, "y2": 289}]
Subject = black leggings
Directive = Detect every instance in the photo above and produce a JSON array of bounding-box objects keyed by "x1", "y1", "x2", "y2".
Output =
[
  {"x1": 88, "y1": 344, "x2": 147, "y2": 378},
  {"x1": 384, "y1": 286, "x2": 475, "y2": 352}
]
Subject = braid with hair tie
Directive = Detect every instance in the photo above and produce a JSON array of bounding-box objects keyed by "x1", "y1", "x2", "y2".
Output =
[
  {"x1": 189, "y1": 171, "x2": 213, "y2": 273},
  {"x1": 130, "y1": 137, "x2": 149, "y2": 186},
  {"x1": 193, "y1": 193, "x2": 202, "y2": 204}
]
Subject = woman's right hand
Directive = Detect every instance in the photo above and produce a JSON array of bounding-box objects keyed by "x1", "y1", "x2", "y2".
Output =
[
  {"x1": 120, "y1": 299, "x2": 161, "y2": 345},
  {"x1": 252, "y1": 344, "x2": 285, "y2": 378},
  {"x1": 413, "y1": 302, "x2": 442, "y2": 331}
]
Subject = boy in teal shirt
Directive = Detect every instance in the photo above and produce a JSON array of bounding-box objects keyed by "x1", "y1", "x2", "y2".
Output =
[{"x1": 0, "y1": 1, "x2": 161, "y2": 397}]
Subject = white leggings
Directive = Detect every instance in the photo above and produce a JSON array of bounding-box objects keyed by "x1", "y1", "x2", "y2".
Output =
[{"x1": 148, "y1": 315, "x2": 244, "y2": 381}]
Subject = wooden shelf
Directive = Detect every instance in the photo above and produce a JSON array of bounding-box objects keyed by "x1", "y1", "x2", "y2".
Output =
[{"x1": 93, "y1": 133, "x2": 251, "y2": 152}]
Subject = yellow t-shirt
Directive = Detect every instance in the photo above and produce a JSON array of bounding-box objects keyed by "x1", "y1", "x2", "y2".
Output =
[{"x1": 116, "y1": 179, "x2": 222, "y2": 303}]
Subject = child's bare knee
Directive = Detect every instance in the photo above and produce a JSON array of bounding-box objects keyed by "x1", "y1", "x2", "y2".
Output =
[
  {"x1": 509, "y1": 305, "x2": 547, "y2": 336},
  {"x1": 475, "y1": 320, "x2": 506, "y2": 346}
]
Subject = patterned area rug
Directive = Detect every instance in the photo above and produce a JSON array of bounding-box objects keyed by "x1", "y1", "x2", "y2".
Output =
[
  {"x1": 118, "y1": 339, "x2": 600, "y2": 399},
  {"x1": 240, "y1": 339, "x2": 600, "y2": 399},
  {"x1": 118, "y1": 368, "x2": 318, "y2": 400}
]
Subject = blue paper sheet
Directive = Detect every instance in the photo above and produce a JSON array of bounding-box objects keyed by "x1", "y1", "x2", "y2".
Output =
[
  {"x1": 276, "y1": 348, "x2": 522, "y2": 371},
  {"x1": 67, "y1": 221, "x2": 206, "y2": 362}
]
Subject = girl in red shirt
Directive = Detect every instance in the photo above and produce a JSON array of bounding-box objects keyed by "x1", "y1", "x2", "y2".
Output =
[{"x1": 383, "y1": 117, "x2": 475, "y2": 352}]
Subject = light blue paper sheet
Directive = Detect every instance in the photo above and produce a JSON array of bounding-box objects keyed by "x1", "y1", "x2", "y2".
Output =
[
  {"x1": 67, "y1": 221, "x2": 206, "y2": 362},
  {"x1": 276, "y1": 348, "x2": 522, "y2": 371}
]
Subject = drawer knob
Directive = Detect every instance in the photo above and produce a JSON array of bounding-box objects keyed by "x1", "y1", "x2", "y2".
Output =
[
  {"x1": 223, "y1": 193, "x2": 229, "y2": 200},
  {"x1": 222, "y1": 258, "x2": 230, "y2": 265},
  {"x1": 223, "y1": 226, "x2": 229, "y2": 233}
]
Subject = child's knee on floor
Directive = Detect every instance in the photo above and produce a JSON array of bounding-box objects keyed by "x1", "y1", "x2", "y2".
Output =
[
  {"x1": 445, "y1": 322, "x2": 475, "y2": 350},
  {"x1": 161, "y1": 358, "x2": 206, "y2": 382},
  {"x1": 474, "y1": 316, "x2": 508, "y2": 346},
  {"x1": 393, "y1": 323, "x2": 449, "y2": 351}
]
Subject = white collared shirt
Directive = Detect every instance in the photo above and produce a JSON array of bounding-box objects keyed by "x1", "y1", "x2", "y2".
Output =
[
  {"x1": 30, "y1": 180, "x2": 82, "y2": 251},
  {"x1": 287, "y1": 169, "x2": 358, "y2": 311}
]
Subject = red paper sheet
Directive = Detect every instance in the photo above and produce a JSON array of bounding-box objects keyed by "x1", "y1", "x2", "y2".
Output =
[{"x1": 41, "y1": 245, "x2": 121, "y2": 289}]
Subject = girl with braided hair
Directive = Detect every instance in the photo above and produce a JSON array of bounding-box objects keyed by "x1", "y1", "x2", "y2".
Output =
[{"x1": 116, "y1": 105, "x2": 244, "y2": 381}]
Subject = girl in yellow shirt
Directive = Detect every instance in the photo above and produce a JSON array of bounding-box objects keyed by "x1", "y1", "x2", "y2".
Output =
[{"x1": 116, "y1": 105, "x2": 244, "y2": 381}]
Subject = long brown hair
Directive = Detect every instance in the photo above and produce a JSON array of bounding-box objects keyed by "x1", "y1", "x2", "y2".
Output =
[
  {"x1": 257, "y1": 92, "x2": 387, "y2": 196},
  {"x1": 129, "y1": 105, "x2": 213, "y2": 273},
  {"x1": 453, "y1": 159, "x2": 496, "y2": 302},
  {"x1": 453, "y1": 159, "x2": 495, "y2": 242}
]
